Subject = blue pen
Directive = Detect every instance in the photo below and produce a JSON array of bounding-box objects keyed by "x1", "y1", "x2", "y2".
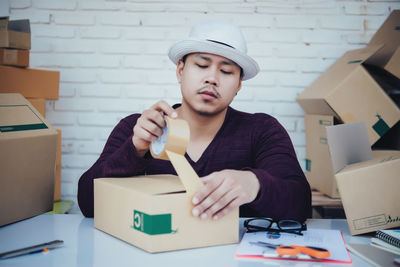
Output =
[{"x1": 0, "y1": 240, "x2": 64, "y2": 259}]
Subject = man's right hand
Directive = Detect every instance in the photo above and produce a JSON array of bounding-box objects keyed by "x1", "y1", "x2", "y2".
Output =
[{"x1": 132, "y1": 100, "x2": 177, "y2": 157}]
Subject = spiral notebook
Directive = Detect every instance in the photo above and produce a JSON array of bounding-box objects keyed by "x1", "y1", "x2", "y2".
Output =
[{"x1": 375, "y1": 229, "x2": 400, "y2": 248}]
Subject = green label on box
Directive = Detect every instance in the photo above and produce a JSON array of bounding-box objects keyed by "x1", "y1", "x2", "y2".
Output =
[
  {"x1": 0, "y1": 123, "x2": 48, "y2": 132},
  {"x1": 319, "y1": 120, "x2": 332, "y2": 126},
  {"x1": 348, "y1": 60, "x2": 362, "y2": 64},
  {"x1": 372, "y1": 114, "x2": 390, "y2": 137},
  {"x1": 133, "y1": 210, "x2": 175, "y2": 235},
  {"x1": 305, "y1": 159, "x2": 311, "y2": 172},
  {"x1": 319, "y1": 137, "x2": 328, "y2": 144}
]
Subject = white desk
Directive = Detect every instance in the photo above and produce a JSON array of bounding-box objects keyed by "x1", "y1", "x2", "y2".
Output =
[{"x1": 0, "y1": 214, "x2": 373, "y2": 267}]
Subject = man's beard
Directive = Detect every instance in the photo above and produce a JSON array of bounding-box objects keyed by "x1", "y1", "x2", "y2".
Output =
[
  {"x1": 194, "y1": 85, "x2": 225, "y2": 116},
  {"x1": 183, "y1": 95, "x2": 226, "y2": 117},
  {"x1": 196, "y1": 108, "x2": 225, "y2": 117}
]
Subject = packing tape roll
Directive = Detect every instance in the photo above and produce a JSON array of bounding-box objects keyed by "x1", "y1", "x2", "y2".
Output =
[{"x1": 150, "y1": 116, "x2": 203, "y2": 195}]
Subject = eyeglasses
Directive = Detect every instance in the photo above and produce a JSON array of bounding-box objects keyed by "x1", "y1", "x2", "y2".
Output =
[{"x1": 244, "y1": 218, "x2": 307, "y2": 236}]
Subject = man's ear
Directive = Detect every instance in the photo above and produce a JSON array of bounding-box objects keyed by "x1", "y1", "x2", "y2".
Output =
[
  {"x1": 236, "y1": 78, "x2": 242, "y2": 94},
  {"x1": 176, "y1": 60, "x2": 184, "y2": 84}
]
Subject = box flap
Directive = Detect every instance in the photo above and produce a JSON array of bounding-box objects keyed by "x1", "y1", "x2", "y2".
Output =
[
  {"x1": 368, "y1": 10, "x2": 400, "y2": 67},
  {"x1": 326, "y1": 121, "x2": 373, "y2": 173},
  {"x1": 0, "y1": 93, "x2": 54, "y2": 135},
  {"x1": 385, "y1": 46, "x2": 400, "y2": 79},
  {"x1": 340, "y1": 150, "x2": 400, "y2": 173},
  {"x1": 98, "y1": 175, "x2": 186, "y2": 195},
  {"x1": 297, "y1": 45, "x2": 383, "y2": 101},
  {"x1": 372, "y1": 149, "x2": 400, "y2": 159}
]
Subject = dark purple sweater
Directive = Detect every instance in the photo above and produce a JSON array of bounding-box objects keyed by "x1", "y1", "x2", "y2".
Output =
[{"x1": 78, "y1": 106, "x2": 311, "y2": 221}]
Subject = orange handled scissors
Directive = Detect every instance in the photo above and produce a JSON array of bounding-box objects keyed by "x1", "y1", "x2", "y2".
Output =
[{"x1": 250, "y1": 241, "x2": 331, "y2": 259}]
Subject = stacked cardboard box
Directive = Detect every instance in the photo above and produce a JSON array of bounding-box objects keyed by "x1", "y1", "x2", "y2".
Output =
[
  {"x1": 297, "y1": 11, "x2": 400, "y2": 235},
  {"x1": 0, "y1": 93, "x2": 58, "y2": 226},
  {"x1": 297, "y1": 11, "x2": 400, "y2": 198},
  {"x1": 0, "y1": 16, "x2": 62, "y2": 201}
]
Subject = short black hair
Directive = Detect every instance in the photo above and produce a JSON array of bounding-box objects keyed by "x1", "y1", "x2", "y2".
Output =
[{"x1": 181, "y1": 54, "x2": 243, "y2": 79}]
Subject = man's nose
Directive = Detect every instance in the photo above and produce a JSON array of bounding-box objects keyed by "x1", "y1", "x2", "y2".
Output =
[{"x1": 204, "y1": 67, "x2": 219, "y2": 87}]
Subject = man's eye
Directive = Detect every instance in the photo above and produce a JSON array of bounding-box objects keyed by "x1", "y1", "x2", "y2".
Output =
[
  {"x1": 221, "y1": 70, "x2": 233, "y2": 75},
  {"x1": 196, "y1": 64, "x2": 207, "y2": 69}
]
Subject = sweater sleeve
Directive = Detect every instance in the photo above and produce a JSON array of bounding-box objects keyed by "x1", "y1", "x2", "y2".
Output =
[
  {"x1": 240, "y1": 116, "x2": 312, "y2": 222},
  {"x1": 78, "y1": 115, "x2": 150, "y2": 217}
]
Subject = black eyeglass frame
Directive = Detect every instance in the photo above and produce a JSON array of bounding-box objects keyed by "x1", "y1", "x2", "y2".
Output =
[{"x1": 244, "y1": 218, "x2": 307, "y2": 236}]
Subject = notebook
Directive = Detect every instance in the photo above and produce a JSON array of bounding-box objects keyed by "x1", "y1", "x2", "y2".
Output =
[{"x1": 376, "y1": 229, "x2": 400, "y2": 248}]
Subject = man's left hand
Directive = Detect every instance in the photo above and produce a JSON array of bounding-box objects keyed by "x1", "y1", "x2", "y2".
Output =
[{"x1": 191, "y1": 170, "x2": 260, "y2": 220}]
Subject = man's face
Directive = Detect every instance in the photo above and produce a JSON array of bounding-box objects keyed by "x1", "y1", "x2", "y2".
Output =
[{"x1": 176, "y1": 53, "x2": 242, "y2": 117}]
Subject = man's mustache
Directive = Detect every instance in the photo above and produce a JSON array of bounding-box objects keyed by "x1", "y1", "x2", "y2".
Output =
[{"x1": 196, "y1": 85, "x2": 221, "y2": 98}]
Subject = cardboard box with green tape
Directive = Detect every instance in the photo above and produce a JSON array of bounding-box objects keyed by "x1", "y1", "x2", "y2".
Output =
[{"x1": 94, "y1": 175, "x2": 238, "y2": 253}]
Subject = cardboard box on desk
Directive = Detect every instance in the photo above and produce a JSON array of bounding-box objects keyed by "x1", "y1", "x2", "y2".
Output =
[
  {"x1": 297, "y1": 44, "x2": 400, "y2": 146},
  {"x1": 304, "y1": 114, "x2": 339, "y2": 198},
  {"x1": 0, "y1": 48, "x2": 29, "y2": 67},
  {"x1": 0, "y1": 93, "x2": 58, "y2": 227},
  {"x1": 326, "y1": 122, "x2": 400, "y2": 235},
  {"x1": 0, "y1": 17, "x2": 31, "y2": 50},
  {"x1": 0, "y1": 65, "x2": 60, "y2": 99},
  {"x1": 94, "y1": 175, "x2": 238, "y2": 253}
]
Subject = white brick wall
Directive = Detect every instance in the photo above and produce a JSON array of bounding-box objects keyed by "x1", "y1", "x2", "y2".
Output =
[{"x1": 8, "y1": 0, "x2": 400, "y2": 214}]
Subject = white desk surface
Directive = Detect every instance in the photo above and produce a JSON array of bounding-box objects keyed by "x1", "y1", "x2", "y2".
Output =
[{"x1": 0, "y1": 214, "x2": 373, "y2": 267}]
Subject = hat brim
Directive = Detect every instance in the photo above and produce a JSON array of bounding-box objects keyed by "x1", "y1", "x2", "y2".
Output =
[{"x1": 168, "y1": 39, "x2": 259, "y2": 80}]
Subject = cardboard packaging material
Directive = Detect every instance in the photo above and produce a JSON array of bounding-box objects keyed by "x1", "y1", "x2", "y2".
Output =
[
  {"x1": 0, "y1": 65, "x2": 60, "y2": 100},
  {"x1": 0, "y1": 93, "x2": 58, "y2": 227},
  {"x1": 364, "y1": 62, "x2": 400, "y2": 111},
  {"x1": 367, "y1": 10, "x2": 400, "y2": 69},
  {"x1": 326, "y1": 122, "x2": 400, "y2": 235},
  {"x1": 335, "y1": 150, "x2": 400, "y2": 235},
  {"x1": 373, "y1": 121, "x2": 400, "y2": 150},
  {"x1": 297, "y1": 44, "x2": 400, "y2": 145},
  {"x1": 54, "y1": 129, "x2": 61, "y2": 201},
  {"x1": 304, "y1": 114, "x2": 339, "y2": 198},
  {"x1": 27, "y1": 98, "x2": 45, "y2": 117},
  {"x1": 0, "y1": 17, "x2": 31, "y2": 50},
  {"x1": 25, "y1": 99, "x2": 61, "y2": 200},
  {"x1": 385, "y1": 46, "x2": 400, "y2": 80},
  {"x1": 94, "y1": 175, "x2": 238, "y2": 253},
  {"x1": 0, "y1": 48, "x2": 29, "y2": 67}
]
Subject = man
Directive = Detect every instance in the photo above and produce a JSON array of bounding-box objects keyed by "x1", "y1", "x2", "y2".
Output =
[{"x1": 78, "y1": 21, "x2": 311, "y2": 221}]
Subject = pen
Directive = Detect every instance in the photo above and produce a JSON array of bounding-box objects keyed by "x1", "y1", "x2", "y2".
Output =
[{"x1": 0, "y1": 240, "x2": 64, "y2": 259}]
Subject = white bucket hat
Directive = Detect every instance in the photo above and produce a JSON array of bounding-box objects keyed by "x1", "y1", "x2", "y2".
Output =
[{"x1": 168, "y1": 20, "x2": 260, "y2": 80}]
